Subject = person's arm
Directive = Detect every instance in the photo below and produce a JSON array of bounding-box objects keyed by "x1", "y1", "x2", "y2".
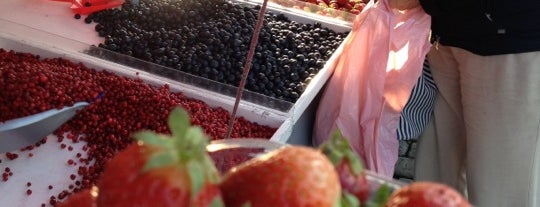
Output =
[{"x1": 388, "y1": 0, "x2": 420, "y2": 10}]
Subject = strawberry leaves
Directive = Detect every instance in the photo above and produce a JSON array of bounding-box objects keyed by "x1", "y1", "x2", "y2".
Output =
[
  {"x1": 341, "y1": 192, "x2": 360, "y2": 207},
  {"x1": 365, "y1": 184, "x2": 392, "y2": 207},
  {"x1": 134, "y1": 132, "x2": 174, "y2": 150},
  {"x1": 132, "y1": 106, "x2": 221, "y2": 201},
  {"x1": 320, "y1": 129, "x2": 364, "y2": 176},
  {"x1": 187, "y1": 161, "x2": 206, "y2": 200},
  {"x1": 320, "y1": 129, "x2": 371, "y2": 206},
  {"x1": 142, "y1": 150, "x2": 178, "y2": 172},
  {"x1": 168, "y1": 107, "x2": 190, "y2": 141},
  {"x1": 211, "y1": 197, "x2": 226, "y2": 207}
]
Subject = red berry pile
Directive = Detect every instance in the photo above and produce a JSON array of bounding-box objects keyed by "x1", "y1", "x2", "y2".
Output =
[
  {"x1": 272, "y1": 0, "x2": 367, "y2": 21},
  {"x1": 0, "y1": 49, "x2": 277, "y2": 202},
  {"x1": 302, "y1": 0, "x2": 367, "y2": 14},
  {"x1": 209, "y1": 147, "x2": 266, "y2": 174}
]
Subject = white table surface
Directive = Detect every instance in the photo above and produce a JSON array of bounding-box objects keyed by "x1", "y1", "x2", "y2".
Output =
[
  {"x1": 0, "y1": 1, "x2": 106, "y2": 206},
  {"x1": 0, "y1": 0, "x2": 104, "y2": 46}
]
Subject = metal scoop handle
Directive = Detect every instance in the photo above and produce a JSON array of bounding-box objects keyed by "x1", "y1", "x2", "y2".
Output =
[{"x1": 0, "y1": 102, "x2": 89, "y2": 153}]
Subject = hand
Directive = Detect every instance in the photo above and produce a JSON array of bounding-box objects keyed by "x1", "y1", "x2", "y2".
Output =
[{"x1": 388, "y1": 0, "x2": 421, "y2": 10}]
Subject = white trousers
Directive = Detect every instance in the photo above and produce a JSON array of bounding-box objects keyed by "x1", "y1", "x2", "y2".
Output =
[{"x1": 414, "y1": 45, "x2": 540, "y2": 207}]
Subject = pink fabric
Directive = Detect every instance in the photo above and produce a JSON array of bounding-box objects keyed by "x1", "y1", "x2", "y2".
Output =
[{"x1": 313, "y1": 0, "x2": 431, "y2": 177}]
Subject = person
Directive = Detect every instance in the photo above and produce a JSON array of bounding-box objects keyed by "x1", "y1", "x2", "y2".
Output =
[
  {"x1": 397, "y1": 59, "x2": 436, "y2": 141},
  {"x1": 389, "y1": 0, "x2": 540, "y2": 206}
]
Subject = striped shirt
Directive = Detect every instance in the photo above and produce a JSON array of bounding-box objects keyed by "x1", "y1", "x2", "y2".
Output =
[{"x1": 397, "y1": 60, "x2": 437, "y2": 140}]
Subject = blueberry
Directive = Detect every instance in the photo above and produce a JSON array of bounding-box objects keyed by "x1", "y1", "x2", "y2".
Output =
[
  {"x1": 85, "y1": 0, "x2": 349, "y2": 102},
  {"x1": 84, "y1": 17, "x2": 92, "y2": 24}
]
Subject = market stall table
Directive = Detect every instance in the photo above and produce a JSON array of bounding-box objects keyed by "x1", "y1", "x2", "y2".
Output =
[{"x1": 0, "y1": 0, "x2": 353, "y2": 145}]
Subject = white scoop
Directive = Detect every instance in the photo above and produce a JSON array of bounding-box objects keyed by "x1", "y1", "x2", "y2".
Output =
[{"x1": 0, "y1": 102, "x2": 89, "y2": 153}]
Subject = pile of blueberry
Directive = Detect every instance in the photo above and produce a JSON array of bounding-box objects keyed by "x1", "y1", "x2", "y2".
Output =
[{"x1": 86, "y1": 0, "x2": 348, "y2": 102}]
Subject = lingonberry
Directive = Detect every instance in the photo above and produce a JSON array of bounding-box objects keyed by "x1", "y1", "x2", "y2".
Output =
[{"x1": 0, "y1": 47, "x2": 277, "y2": 205}]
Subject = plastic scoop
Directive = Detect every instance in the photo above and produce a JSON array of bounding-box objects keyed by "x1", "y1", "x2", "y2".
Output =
[
  {"x1": 48, "y1": 0, "x2": 125, "y2": 15},
  {"x1": 71, "y1": 0, "x2": 125, "y2": 15},
  {"x1": 0, "y1": 102, "x2": 89, "y2": 153}
]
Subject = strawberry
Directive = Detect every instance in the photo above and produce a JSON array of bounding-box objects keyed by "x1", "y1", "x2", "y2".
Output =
[
  {"x1": 349, "y1": 9, "x2": 361, "y2": 14},
  {"x1": 219, "y1": 146, "x2": 341, "y2": 207},
  {"x1": 349, "y1": 0, "x2": 363, "y2": 5},
  {"x1": 352, "y1": 2, "x2": 366, "y2": 11},
  {"x1": 96, "y1": 107, "x2": 224, "y2": 207},
  {"x1": 317, "y1": 0, "x2": 329, "y2": 7},
  {"x1": 329, "y1": 0, "x2": 340, "y2": 8},
  {"x1": 342, "y1": 2, "x2": 353, "y2": 10},
  {"x1": 320, "y1": 130, "x2": 370, "y2": 206},
  {"x1": 56, "y1": 187, "x2": 98, "y2": 207},
  {"x1": 335, "y1": 0, "x2": 349, "y2": 7},
  {"x1": 384, "y1": 182, "x2": 472, "y2": 207}
]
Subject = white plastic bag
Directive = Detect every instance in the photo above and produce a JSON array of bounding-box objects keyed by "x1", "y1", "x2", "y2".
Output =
[{"x1": 313, "y1": 0, "x2": 431, "y2": 177}]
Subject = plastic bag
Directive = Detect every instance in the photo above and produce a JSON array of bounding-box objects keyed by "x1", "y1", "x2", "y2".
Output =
[{"x1": 313, "y1": 0, "x2": 431, "y2": 177}]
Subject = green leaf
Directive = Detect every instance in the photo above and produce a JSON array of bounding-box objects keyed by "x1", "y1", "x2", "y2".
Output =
[
  {"x1": 142, "y1": 151, "x2": 177, "y2": 172},
  {"x1": 202, "y1": 155, "x2": 220, "y2": 183},
  {"x1": 133, "y1": 131, "x2": 173, "y2": 149},
  {"x1": 168, "y1": 107, "x2": 191, "y2": 140},
  {"x1": 331, "y1": 129, "x2": 364, "y2": 176},
  {"x1": 365, "y1": 184, "x2": 392, "y2": 207},
  {"x1": 344, "y1": 149, "x2": 363, "y2": 176},
  {"x1": 341, "y1": 191, "x2": 360, "y2": 207},
  {"x1": 373, "y1": 184, "x2": 392, "y2": 203},
  {"x1": 209, "y1": 196, "x2": 225, "y2": 207},
  {"x1": 187, "y1": 161, "x2": 205, "y2": 200},
  {"x1": 321, "y1": 141, "x2": 343, "y2": 166},
  {"x1": 324, "y1": 129, "x2": 364, "y2": 176},
  {"x1": 334, "y1": 135, "x2": 363, "y2": 175},
  {"x1": 130, "y1": 106, "x2": 222, "y2": 200},
  {"x1": 241, "y1": 202, "x2": 251, "y2": 207},
  {"x1": 183, "y1": 126, "x2": 208, "y2": 151}
]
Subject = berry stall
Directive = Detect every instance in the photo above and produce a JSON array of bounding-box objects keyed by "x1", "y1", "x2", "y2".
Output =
[
  {"x1": 0, "y1": 0, "x2": 473, "y2": 206},
  {"x1": 0, "y1": 0, "x2": 355, "y2": 145}
]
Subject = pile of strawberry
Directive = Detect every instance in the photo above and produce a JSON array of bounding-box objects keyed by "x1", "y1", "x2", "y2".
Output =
[
  {"x1": 302, "y1": 0, "x2": 368, "y2": 14},
  {"x1": 270, "y1": 0, "x2": 367, "y2": 22},
  {"x1": 56, "y1": 107, "x2": 472, "y2": 207}
]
